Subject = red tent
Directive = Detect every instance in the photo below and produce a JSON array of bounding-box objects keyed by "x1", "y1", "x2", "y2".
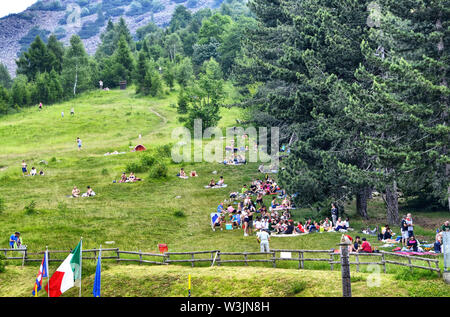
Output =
[{"x1": 134, "y1": 144, "x2": 146, "y2": 152}]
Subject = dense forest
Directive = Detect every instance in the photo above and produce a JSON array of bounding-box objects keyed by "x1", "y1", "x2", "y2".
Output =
[{"x1": 0, "y1": 0, "x2": 448, "y2": 223}]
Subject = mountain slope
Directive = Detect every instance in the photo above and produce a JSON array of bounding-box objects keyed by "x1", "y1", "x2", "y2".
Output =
[{"x1": 0, "y1": 0, "x2": 220, "y2": 77}]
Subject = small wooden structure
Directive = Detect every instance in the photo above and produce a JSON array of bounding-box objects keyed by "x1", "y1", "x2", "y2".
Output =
[{"x1": 119, "y1": 80, "x2": 127, "y2": 90}]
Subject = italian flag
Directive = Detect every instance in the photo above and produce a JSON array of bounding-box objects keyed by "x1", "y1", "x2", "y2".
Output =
[{"x1": 45, "y1": 240, "x2": 82, "y2": 297}]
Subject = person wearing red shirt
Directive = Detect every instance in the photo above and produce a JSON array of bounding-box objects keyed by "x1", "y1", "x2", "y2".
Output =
[{"x1": 359, "y1": 237, "x2": 373, "y2": 253}]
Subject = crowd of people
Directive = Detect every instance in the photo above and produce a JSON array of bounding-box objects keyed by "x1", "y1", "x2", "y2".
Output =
[{"x1": 212, "y1": 176, "x2": 354, "y2": 238}]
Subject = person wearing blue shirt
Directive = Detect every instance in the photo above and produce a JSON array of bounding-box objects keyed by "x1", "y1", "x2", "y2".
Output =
[
  {"x1": 9, "y1": 232, "x2": 21, "y2": 248},
  {"x1": 217, "y1": 202, "x2": 224, "y2": 213}
]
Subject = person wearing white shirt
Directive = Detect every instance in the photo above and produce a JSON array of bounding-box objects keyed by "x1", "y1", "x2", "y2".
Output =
[{"x1": 256, "y1": 228, "x2": 270, "y2": 252}]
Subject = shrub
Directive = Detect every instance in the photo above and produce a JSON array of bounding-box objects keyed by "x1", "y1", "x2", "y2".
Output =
[
  {"x1": 149, "y1": 162, "x2": 167, "y2": 179},
  {"x1": 140, "y1": 154, "x2": 156, "y2": 168},
  {"x1": 173, "y1": 210, "x2": 186, "y2": 218},
  {"x1": 24, "y1": 200, "x2": 37, "y2": 215},
  {"x1": 156, "y1": 144, "x2": 172, "y2": 158},
  {"x1": 50, "y1": 157, "x2": 57, "y2": 163},
  {"x1": 125, "y1": 161, "x2": 146, "y2": 173},
  {"x1": 101, "y1": 168, "x2": 109, "y2": 175}
]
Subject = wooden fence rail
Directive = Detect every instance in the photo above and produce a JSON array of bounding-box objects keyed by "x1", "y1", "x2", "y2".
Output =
[{"x1": 1, "y1": 248, "x2": 441, "y2": 276}]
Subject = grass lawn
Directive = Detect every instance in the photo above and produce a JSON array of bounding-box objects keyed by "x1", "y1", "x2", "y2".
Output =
[{"x1": 0, "y1": 86, "x2": 448, "y2": 297}]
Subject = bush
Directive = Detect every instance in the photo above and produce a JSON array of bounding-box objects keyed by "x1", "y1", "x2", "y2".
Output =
[
  {"x1": 125, "y1": 161, "x2": 146, "y2": 173},
  {"x1": 173, "y1": 210, "x2": 186, "y2": 218},
  {"x1": 101, "y1": 168, "x2": 109, "y2": 175},
  {"x1": 156, "y1": 144, "x2": 172, "y2": 158},
  {"x1": 24, "y1": 200, "x2": 37, "y2": 215},
  {"x1": 149, "y1": 162, "x2": 167, "y2": 179},
  {"x1": 140, "y1": 154, "x2": 156, "y2": 168}
]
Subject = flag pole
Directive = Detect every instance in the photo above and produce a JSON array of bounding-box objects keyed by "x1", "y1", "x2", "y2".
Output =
[
  {"x1": 46, "y1": 246, "x2": 49, "y2": 298},
  {"x1": 79, "y1": 237, "x2": 82, "y2": 298}
]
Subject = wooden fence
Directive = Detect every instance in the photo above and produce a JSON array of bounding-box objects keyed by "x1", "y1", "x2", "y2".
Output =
[{"x1": 1, "y1": 248, "x2": 441, "y2": 276}]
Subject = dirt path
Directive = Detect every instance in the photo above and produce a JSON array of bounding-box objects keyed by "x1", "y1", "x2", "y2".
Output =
[{"x1": 149, "y1": 107, "x2": 168, "y2": 125}]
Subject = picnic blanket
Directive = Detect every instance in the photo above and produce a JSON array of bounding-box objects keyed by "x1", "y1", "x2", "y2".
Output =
[
  {"x1": 204, "y1": 184, "x2": 228, "y2": 189},
  {"x1": 271, "y1": 233, "x2": 308, "y2": 237},
  {"x1": 178, "y1": 176, "x2": 189, "y2": 179},
  {"x1": 395, "y1": 251, "x2": 438, "y2": 256}
]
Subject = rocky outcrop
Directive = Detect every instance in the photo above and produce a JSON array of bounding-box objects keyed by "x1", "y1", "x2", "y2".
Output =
[{"x1": 0, "y1": 0, "x2": 216, "y2": 77}]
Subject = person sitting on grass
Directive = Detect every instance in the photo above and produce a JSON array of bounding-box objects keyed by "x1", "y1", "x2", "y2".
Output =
[
  {"x1": 178, "y1": 168, "x2": 187, "y2": 178},
  {"x1": 119, "y1": 173, "x2": 128, "y2": 183},
  {"x1": 334, "y1": 217, "x2": 347, "y2": 232},
  {"x1": 407, "y1": 235, "x2": 418, "y2": 252},
  {"x1": 30, "y1": 167, "x2": 37, "y2": 176},
  {"x1": 295, "y1": 222, "x2": 306, "y2": 234},
  {"x1": 283, "y1": 220, "x2": 295, "y2": 234},
  {"x1": 358, "y1": 237, "x2": 373, "y2": 253},
  {"x1": 190, "y1": 171, "x2": 198, "y2": 177},
  {"x1": 82, "y1": 186, "x2": 96, "y2": 197},
  {"x1": 72, "y1": 186, "x2": 81, "y2": 198},
  {"x1": 241, "y1": 184, "x2": 248, "y2": 195},
  {"x1": 39, "y1": 170, "x2": 45, "y2": 176},
  {"x1": 208, "y1": 178, "x2": 216, "y2": 187},
  {"x1": 128, "y1": 172, "x2": 142, "y2": 182},
  {"x1": 213, "y1": 214, "x2": 225, "y2": 231},
  {"x1": 381, "y1": 224, "x2": 393, "y2": 240},
  {"x1": 352, "y1": 236, "x2": 361, "y2": 252},
  {"x1": 217, "y1": 202, "x2": 224, "y2": 214},
  {"x1": 217, "y1": 176, "x2": 225, "y2": 186},
  {"x1": 231, "y1": 213, "x2": 240, "y2": 229},
  {"x1": 227, "y1": 204, "x2": 235, "y2": 214}
]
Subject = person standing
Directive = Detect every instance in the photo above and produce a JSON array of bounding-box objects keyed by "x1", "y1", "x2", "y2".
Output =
[
  {"x1": 77, "y1": 137, "x2": 82, "y2": 151},
  {"x1": 331, "y1": 203, "x2": 338, "y2": 226},
  {"x1": 99, "y1": 80, "x2": 103, "y2": 90},
  {"x1": 256, "y1": 228, "x2": 270, "y2": 252},
  {"x1": 38, "y1": 102, "x2": 42, "y2": 110},
  {"x1": 70, "y1": 107, "x2": 75, "y2": 116},
  {"x1": 406, "y1": 213, "x2": 414, "y2": 238},
  {"x1": 21, "y1": 160, "x2": 28, "y2": 176},
  {"x1": 61, "y1": 111, "x2": 64, "y2": 118},
  {"x1": 400, "y1": 215, "x2": 409, "y2": 247}
]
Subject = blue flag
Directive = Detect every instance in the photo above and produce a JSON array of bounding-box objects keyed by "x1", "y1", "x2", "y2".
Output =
[{"x1": 92, "y1": 249, "x2": 101, "y2": 297}]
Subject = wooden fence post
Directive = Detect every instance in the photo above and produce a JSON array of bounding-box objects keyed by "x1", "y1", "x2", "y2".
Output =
[
  {"x1": 408, "y1": 257, "x2": 413, "y2": 273},
  {"x1": 356, "y1": 254, "x2": 360, "y2": 272},
  {"x1": 272, "y1": 251, "x2": 276, "y2": 268},
  {"x1": 300, "y1": 251, "x2": 304, "y2": 269},
  {"x1": 244, "y1": 253, "x2": 248, "y2": 266},
  {"x1": 382, "y1": 253, "x2": 386, "y2": 273},
  {"x1": 330, "y1": 252, "x2": 334, "y2": 271},
  {"x1": 340, "y1": 243, "x2": 352, "y2": 297},
  {"x1": 191, "y1": 253, "x2": 195, "y2": 267},
  {"x1": 139, "y1": 250, "x2": 142, "y2": 265}
]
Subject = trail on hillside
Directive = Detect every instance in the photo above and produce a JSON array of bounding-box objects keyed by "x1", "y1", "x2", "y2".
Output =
[{"x1": 149, "y1": 107, "x2": 168, "y2": 125}]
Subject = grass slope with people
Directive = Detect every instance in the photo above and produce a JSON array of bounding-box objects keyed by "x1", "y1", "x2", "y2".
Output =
[{"x1": 0, "y1": 86, "x2": 448, "y2": 297}]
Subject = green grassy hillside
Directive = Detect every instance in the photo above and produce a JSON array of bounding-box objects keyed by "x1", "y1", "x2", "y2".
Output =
[{"x1": 0, "y1": 86, "x2": 447, "y2": 297}]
